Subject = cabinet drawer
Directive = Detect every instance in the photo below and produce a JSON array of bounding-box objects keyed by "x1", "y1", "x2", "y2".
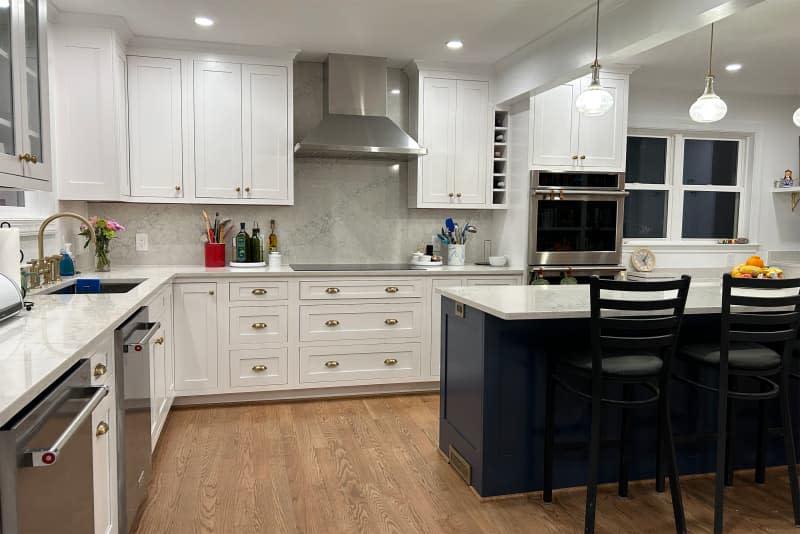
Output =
[
  {"x1": 300, "y1": 303, "x2": 422, "y2": 342},
  {"x1": 299, "y1": 279, "x2": 424, "y2": 300},
  {"x1": 300, "y1": 343, "x2": 420, "y2": 383},
  {"x1": 229, "y1": 305, "x2": 288, "y2": 345},
  {"x1": 229, "y1": 348, "x2": 287, "y2": 388},
  {"x1": 229, "y1": 281, "x2": 288, "y2": 302}
]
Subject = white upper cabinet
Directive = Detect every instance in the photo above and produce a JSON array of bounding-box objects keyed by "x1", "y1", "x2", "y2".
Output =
[
  {"x1": 407, "y1": 63, "x2": 492, "y2": 209},
  {"x1": 127, "y1": 55, "x2": 183, "y2": 198},
  {"x1": 0, "y1": 0, "x2": 50, "y2": 190},
  {"x1": 530, "y1": 71, "x2": 629, "y2": 172},
  {"x1": 242, "y1": 64, "x2": 290, "y2": 202},
  {"x1": 194, "y1": 60, "x2": 243, "y2": 199},
  {"x1": 51, "y1": 25, "x2": 127, "y2": 200}
]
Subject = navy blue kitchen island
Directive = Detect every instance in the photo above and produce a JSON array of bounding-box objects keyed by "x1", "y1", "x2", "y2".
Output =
[{"x1": 438, "y1": 283, "x2": 800, "y2": 498}]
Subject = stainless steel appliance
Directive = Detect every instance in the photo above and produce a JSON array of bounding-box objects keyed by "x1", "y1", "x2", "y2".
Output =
[
  {"x1": 529, "y1": 170, "x2": 627, "y2": 266},
  {"x1": 0, "y1": 359, "x2": 109, "y2": 533},
  {"x1": 0, "y1": 272, "x2": 23, "y2": 323},
  {"x1": 115, "y1": 308, "x2": 159, "y2": 534}
]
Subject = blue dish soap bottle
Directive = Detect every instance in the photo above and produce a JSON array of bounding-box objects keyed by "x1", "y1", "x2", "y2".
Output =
[{"x1": 59, "y1": 243, "x2": 75, "y2": 277}]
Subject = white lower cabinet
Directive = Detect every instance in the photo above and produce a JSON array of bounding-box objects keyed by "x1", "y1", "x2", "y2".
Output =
[
  {"x1": 173, "y1": 282, "x2": 219, "y2": 393},
  {"x1": 92, "y1": 380, "x2": 116, "y2": 534},
  {"x1": 147, "y1": 286, "x2": 175, "y2": 450},
  {"x1": 430, "y1": 278, "x2": 464, "y2": 376}
]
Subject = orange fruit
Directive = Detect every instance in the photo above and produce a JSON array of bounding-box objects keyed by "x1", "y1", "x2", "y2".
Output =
[{"x1": 746, "y1": 255, "x2": 765, "y2": 268}]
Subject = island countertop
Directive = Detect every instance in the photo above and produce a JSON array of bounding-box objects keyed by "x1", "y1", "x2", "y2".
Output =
[{"x1": 437, "y1": 281, "x2": 790, "y2": 321}]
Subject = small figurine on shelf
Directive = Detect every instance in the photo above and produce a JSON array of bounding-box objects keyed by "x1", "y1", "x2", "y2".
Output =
[{"x1": 782, "y1": 169, "x2": 794, "y2": 188}]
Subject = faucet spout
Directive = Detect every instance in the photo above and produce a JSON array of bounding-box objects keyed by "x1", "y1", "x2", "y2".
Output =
[{"x1": 37, "y1": 212, "x2": 96, "y2": 264}]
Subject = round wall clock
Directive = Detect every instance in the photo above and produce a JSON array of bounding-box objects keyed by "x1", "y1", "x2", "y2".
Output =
[{"x1": 631, "y1": 248, "x2": 656, "y2": 272}]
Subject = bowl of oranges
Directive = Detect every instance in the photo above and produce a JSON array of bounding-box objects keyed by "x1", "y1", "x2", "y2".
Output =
[{"x1": 730, "y1": 255, "x2": 783, "y2": 279}]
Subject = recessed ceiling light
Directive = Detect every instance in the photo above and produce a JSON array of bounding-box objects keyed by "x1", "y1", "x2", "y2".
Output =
[
  {"x1": 725, "y1": 63, "x2": 742, "y2": 72},
  {"x1": 446, "y1": 40, "x2": 463, "y2": 50},
  {"x1": 194, "y1": 16, "x2": 214, "y2": 27},
  {"x1": 390, "y1": 89, "x2": 401, "y2": 95}
]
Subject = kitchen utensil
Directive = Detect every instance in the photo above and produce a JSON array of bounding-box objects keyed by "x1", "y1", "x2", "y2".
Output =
[
  {"x1": 488, "y1": 256, "x2": 507, "y2": 267},
  {"x1": 201, "y1": 210, "x2": 212, "y2": 242}
]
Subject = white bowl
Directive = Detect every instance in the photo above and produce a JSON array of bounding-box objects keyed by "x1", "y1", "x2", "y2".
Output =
[{"x1": 488, "y1": 255, "x2": 507, "y2": 266}]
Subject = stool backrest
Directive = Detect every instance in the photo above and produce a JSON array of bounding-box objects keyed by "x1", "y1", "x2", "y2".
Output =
[
  {"x1": 721, "y1": 274, "x2": 800, "y2": 364},
  {"x1": 590, "y1": 276, "x2": 692, "y2": 368}
]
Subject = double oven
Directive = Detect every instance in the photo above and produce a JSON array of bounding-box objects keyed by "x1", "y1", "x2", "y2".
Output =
[{"x1": 529, "y1": 170, "x2": 626, "y2": 273}]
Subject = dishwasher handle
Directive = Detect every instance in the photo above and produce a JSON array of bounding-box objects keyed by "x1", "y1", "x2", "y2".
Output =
[
  {"x1": 122, "y1": 321, "x2": 161, "y2": 353},
  {"x1": 23, "y1": 385, "x2": 109, "y2": 467}
]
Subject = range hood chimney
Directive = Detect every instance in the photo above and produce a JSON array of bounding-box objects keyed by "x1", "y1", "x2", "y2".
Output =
[{"x1": 294, "y1": 54, "x2": 427, "y2": 160}]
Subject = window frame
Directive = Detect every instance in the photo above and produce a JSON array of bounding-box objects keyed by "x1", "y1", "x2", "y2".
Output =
[{"x1": 624, "y1": 129, "x2": 751, "y2": 244}]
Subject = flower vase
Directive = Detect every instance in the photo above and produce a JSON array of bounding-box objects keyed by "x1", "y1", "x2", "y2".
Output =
[{"x1": 95, "y1": 241, "x2": 111, "y2": 272}]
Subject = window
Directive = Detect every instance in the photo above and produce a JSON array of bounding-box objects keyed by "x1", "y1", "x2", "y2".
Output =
[{"x1": 624, "y1": 132, "x2": 748, "y2": 241}]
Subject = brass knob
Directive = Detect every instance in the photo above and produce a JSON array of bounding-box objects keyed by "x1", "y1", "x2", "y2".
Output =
[
  {"x1": 251, "y1": 288, "x2": 267, "y2": 295},
  {"x1": 251, "y1": 322, "x2": 268, "y2": 329},
  {"x1": 325, "y1": 287, "x2": 340, "y2": 294},
  {"x1": 448, "y1": 192, "x2": 454, "y2": 198},
  {"x1": 29, "y1": 154, "x2": 38, "y2": 163},
  {"x1": 571, "y1": 155, "x2": 579, "y2": 160},
  {"x1": 383, "y1": 358, "x2": 398, "y2": 366},
  {"x1": 96, "y1": 421, "x2": 109, "y2": 437},
  {"x1": 325, "y1": 319, "x2": 340, "y2": 327},
  {"x1": 324, "y1": 360, "x2": 340, "y2": 368},
  {"x1": 385, "y1": 286, "x2": 399, "y2": 293},
  {"x1": 384, "y1": 318, "x2": 399, "y2": 325},
  {"x1": 209, "y1": 290, "x2": 215, "y2": 295},
  {"x1": 175, "y1": 185, "x2": 181, "y2": 191},
  {"x1": 580, "y1": 155, "x2": 586, "y2": 160},
  {"x1": 154, "y1": 336, "x2": 165, "y2": 345},
  {"x1": 93, "y1": 363, "x2": 107, "y2": 377},
  {"x1": 252, "y1": 364, "x2": 268, "y2": 372},
  {"x1": 17, "y1": 153, "x2": 30, "y2": 162},
  {"x1": 456, "y1": 192, "x2": 462, "y2": 198},
  {"x1": 245, "y1": 187, "x2": 250, "y2": 193},
  {"x1": 235, "y1": 186, "x2": 241, "y2": 192}
]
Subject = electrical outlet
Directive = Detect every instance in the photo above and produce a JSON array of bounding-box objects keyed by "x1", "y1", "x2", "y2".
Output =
[{"x1": 135, "y1": 233, "x2": 148, "y2": 252}]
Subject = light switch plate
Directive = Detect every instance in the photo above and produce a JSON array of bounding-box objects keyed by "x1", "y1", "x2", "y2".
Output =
[{"x1": 135, "y1": 233, "x2": 148, "y2": 252}]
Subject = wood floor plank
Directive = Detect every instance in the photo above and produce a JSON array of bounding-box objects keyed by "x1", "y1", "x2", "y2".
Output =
[{"x1": 134, "y1": 394, "x2": 800, "y2": 534}]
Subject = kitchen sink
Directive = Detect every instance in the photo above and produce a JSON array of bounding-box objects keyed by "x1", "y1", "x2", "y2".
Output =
[{"x1": 43, "y1": 279, "x2": 145, "y2": 295}]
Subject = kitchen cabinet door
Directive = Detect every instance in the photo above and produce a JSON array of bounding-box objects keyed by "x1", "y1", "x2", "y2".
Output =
[
  {"x1": 420, "y1": 77, "x2": 457, "y2": 205},
  {"x1": 576, "y1": 75, "x2": 628, "y2": 171},
  {"x1": 92, "y1": 386, "x2": 116, "y2": 534},
  {"x1": 173, "y1": 282, "x2": 219, "y2": 392},
  {"x1": 194, "y1": 61, "x2": 242, "y2": 199},
  {"x1": 453, "y1": 80, "x2": 488, "y2": 205},
  {"x1": 128, "y1": 56, "x2": 183, "y2": 198},
  {"x1": 149, "y1": 322, "x2": 166, "y2": 448},
  {"x1": 430, "y1": 278, "x2": 463, "y2": 376},
  {"x1": 242, "y1": 64, "x2": 290, "y2": 202},
  {"x1": 530, "y1": 82, "x2": 579, "y2": 168}
]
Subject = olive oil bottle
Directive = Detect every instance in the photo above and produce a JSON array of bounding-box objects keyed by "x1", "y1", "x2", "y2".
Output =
[
  {"x1": 250, "y1": 223, "x2": 265, "y2": 263},
  {"x1": 235, "y1": 223, "x2": 250, "y2": 262},
  {"x1": 268, "y1": 219, "x2": 278, "y2": 253}
]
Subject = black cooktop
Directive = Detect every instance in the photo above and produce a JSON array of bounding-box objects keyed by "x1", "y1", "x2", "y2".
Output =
[{"x1": 291, "y1": 264, "x2": 423, "y2": 271}]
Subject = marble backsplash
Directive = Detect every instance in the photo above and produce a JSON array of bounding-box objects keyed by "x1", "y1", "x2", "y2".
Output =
[{"x1": 86, "y1": 61, "x2": 495, "y2": 266}]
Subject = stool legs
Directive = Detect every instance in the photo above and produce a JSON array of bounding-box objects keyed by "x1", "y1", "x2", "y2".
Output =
[
  {"x1": 661, "y1": 375, "x2": 687, "y2": 533},
  {"x1": 779, "y1": 366, "x2": 800, "y2": 526},
  {"x1": 724, "y1": 393, "x2": 736, "y2": 487},
  {"x1": 713, "y1": 369, "x2": 729, "y2": 534},
  {"x1": 584, "y1": 377, "x2": 603, "y2": 534},
  {"x1": 618, "y1": 385, "x2": 633, "y2": 498},
  {"x1": 755, "y1": 390, "x2": 767, "y2": 484},
  {"x1": 656, "y1": 404, "x2": 665, "y2": 493}
]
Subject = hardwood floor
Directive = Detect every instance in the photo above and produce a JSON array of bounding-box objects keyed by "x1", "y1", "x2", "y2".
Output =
[{"x1": 134, "y1": 394, "x2": 800, "y2": 533}]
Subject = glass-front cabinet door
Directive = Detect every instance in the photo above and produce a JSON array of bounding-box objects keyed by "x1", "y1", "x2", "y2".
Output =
[
  {"x1": 0, "y1": 1, "x2": 17, "y2": 175},
  {"x1": 18, "y1": 0, "x2": 49, "y2": 181}
]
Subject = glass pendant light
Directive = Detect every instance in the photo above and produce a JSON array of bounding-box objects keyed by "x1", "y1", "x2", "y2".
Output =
[
  {"x1": 689, "y1": 24, "x2": 727, "y2": 123},
  {"x1": 576, "y1": 0, "x2": 614, "y2": 117},
  {"x1": 793, "y1": 106, "x2": 800, "y2": 127}
]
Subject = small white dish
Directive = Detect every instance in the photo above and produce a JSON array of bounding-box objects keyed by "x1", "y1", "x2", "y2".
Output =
[
  {"x1": 488, "y1": 255, "x2": 507, "y2": 267},
  {"x1": 229, "y1": 261, "x2": 266, "y2": 268}
]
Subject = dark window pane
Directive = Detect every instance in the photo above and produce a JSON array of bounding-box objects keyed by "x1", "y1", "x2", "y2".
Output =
[
  {"x1": 683, "y1": 139, "x2": 738, "y2": 185},
  {"x1": 626, "y1": 137, "x2": 667, "y2": 184},
  {"x1": 0, "y1": 191, "x2": 23, "y2": 207},
  {"x1": 624, "y1": 190, "x2": 667, "y2": 238},
  {"x1": 682, "y1": 191, "x2": 738, "y2": 238}
]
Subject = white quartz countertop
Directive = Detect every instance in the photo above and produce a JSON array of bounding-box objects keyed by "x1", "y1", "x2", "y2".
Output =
[
  {"x1": 438, "y1": 281, "x2": 789, "y2": 321},
  {"x1": 0, "y1": 263, "x2": 521, "y2": 426}
]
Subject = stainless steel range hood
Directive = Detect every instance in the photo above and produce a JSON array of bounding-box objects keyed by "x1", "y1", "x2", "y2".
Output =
[{"x1": 294, "y1": 54, "x2": 427, "y2": 160}]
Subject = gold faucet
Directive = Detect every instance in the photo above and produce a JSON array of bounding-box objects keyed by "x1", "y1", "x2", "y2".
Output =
[{"x1": 36, "y1": 212, "x2": 96, "y2": 284}]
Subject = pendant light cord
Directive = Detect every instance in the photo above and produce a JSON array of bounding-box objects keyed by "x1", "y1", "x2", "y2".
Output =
[
  {"x1": 593, "y1": 0, "x2": 600, "y2": 67},
  {"x1": 707, "y1": 23, "x2": 715, "y2": 76}
]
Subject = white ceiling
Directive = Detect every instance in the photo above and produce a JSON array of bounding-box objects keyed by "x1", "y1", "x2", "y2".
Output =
[
  {"x1": 52, "y1": 0, "x2": 597, "y2": 64},
  {"x1": 627, "y1": 0, "x2": 800, "y2": 96}
]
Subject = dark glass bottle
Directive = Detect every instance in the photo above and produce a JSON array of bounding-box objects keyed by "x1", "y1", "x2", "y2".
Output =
[
  {"x1": 268, "y1": 219, "x2": 278, "y2": 253},
  {"x1": 250, "y1": 225, "x2": 264, "y2": 263},
  {"x1": 235, "y1": 223, "x2": 250, "y2": 263}
]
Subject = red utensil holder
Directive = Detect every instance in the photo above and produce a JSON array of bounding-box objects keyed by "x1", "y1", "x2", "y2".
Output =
[{"x1": 204, "y1": 243, "x2": 225, "y2": 267}]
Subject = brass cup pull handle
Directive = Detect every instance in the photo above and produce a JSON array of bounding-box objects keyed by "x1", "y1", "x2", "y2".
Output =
[
  {"x1": 93, "y1": 363, "x2": 107, "y2": 377},
  {"x1": 325, "y1": 319, "x2": 340, "y2": 327},
  {"x1": 251, "y1": 322, "x2": 268, "y2": 329},
  {"x1": 252, "y1": 364, "x2": 268, "y2": 372},
  {"x1": 96, "y1": 422, "x2": 109, "y2": 437},
  {"x1": 385, "y1": 286, "x2": 399, "y2": 293},
  {"x1": 383, "y1": 358, "x2": 398, "y2": 366},
  {"x1": 325, "y1": 287, "x2": 340, "y2": 294},
  {"x1": 324, "y1": 360, "x2": 340, "y2": 368},
  {"x1": 154, "y1": 336, "x2": 165, "y2": 345},
  {"x1": 251, "y1": 288, "x2": 267, "y2": 295},
  {"x1": 384, "y1": 318, "x2": 399, "y2": 325}
]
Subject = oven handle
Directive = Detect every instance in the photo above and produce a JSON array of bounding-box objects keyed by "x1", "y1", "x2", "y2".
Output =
[
  {"x1": 533, "y1": 189, "x2": 629, "y2": 197},
  {"x1": 22, "y1": 385, "x2": 109, "y2": 467}
]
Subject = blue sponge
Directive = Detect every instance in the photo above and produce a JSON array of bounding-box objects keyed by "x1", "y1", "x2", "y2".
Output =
[{"x1": 75, "y1": 279, "x2": 101, "y2": 294}]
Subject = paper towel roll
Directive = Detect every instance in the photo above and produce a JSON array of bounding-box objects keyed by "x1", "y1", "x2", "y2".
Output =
[{"x1": 0, "y1": 228, "x2": 21, "y2": 289}]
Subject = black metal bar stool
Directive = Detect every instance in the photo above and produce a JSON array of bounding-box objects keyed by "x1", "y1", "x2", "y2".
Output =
[
  {"x1": 675, "y1": 274, "x2": 800, "y2": 534},
  {"x1": 543, "y1": 275, "x2": 691, "y2": 534}
]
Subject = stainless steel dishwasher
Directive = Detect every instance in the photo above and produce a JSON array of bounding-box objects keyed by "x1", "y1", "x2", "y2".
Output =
[
  {"x1": 0, "y1": 359, "x2": 109, "y2": 533},
  {"x1": 115, "y1": 307, "x2": 159, "y2": 534}
]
